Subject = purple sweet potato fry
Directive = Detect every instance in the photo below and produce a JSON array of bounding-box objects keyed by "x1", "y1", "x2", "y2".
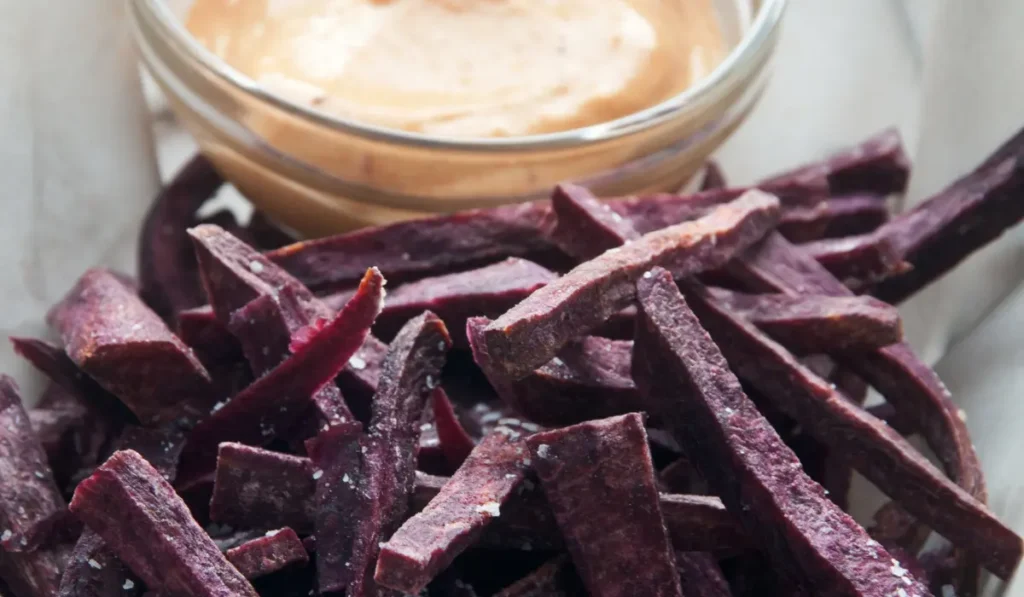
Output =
[
  {"x1": 632, "y1": 268, "x2": 930, "y2": 596},
  {"x1": 679, "y1": 279, "x2": 1020, "y2": 579},
  {"x1": 675, "y1": 552, "x2": 732, "y2": 597},
  {"x1": 28, "y1": 385, "x2": 108, "y2": 490},
  {"x1": 400, "y1": 466, "x2": 744, "y2": 555},
  {"x1": 865, "y1": 403, "x2": 916, "y2": 436},
  {"x1": 495, "y1": 336, "x2": 641, "y2": 427},
  {"x1": 9, "y1": 337, "x2": 130, "y2": 424},
  {"x1": 869, "y1": 501, "x2": 929, "y2": 556},
  {"x1": 209, "y1": 443, "x2": 318, "y2": 533},
  {"x1": 610, "y1": 189, "x2": 750, "y2": 235},
  {"x1": 483, "y1": 190, "x2": 781, "y2": 379},
  {"x1": 57, "y1": 425, "x2": 186, "y2": 597},
  {"x1": 325, "y1": 258, "x2": 556, "y2": 348},
  {"x1": 0, "y1": 377, "x2": 67, "y2": 554},
  {"x1": 47, "y1": 268, "x2": 213, "y2": 424},
  {"x1": 547, "y1": 184, "x2": 641, "y2": 260},
  {"x1": 246, "y1": 211, "x2": 297, "y2": 251},
  {"x1": 469, "y1": 322, "x2": 636, "y2": 435},
  {"x1": 70, "y1": 450, "x2": 258, "y2": 597},
  {"x1": 432, "y1": 388, "x2": 476, "y2": 471},
  {"x1": 313, "y1": 312, "x2": 451, "y2": 596},
  {"x1": 177, "y1": 267, "x2": 384, "y2": 478},
  {"x1": 759, "y1": 128, "x2": 911, "y2": 196},
  {"x1": 267, "y1": 202, "x2": 557, "y2": 292},
  {"x1": 0, "y1": 542, "x2": 71, "y2": 597},
  {"x1": 225, "y1": 288, "x2": 352, "y2": 435},
  {"x1": 872, "y1": 149, "x2": 1024, "y2": 303},
  {"x1": 493, "y1": 555, "x2": 586, "y2": 597},
  {"x1": 801, "y1": 234, "x2": 907, "y2": 288},
  {"x1": 376, "y1": 429, "x2": 529, "y2": 594},
  {"x1": 705, "y1": 287, "x2": 902, "y2": 353},
  {"x1": 700, "y1": 161, "x2": 728, "y2": 191},
  {"x1": 777, "y1": 194, "x2": 889, "y2": 242},
  {"x1": 527, "y1": 413, "x2": 683, "y2": 597},
  {"x1": 307, "y1": 422, "x2": 367, "y2": 594},
  {"x1": 57, "y1": 529, "x2": 140, "y2": 597},
  {"x1": 138, "y1": 154, "x2": 224, "y2": 320},
  {"x1": 176, "y1": 305, "x2": 243, "y2": 366},
  {"x1": 225, "y1": 528, "x2": 309, "y2": 580}
]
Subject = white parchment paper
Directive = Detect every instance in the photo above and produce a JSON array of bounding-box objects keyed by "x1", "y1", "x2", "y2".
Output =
[{"x1": 0, "y1": 0, "x2": 1021, "y2": 594}]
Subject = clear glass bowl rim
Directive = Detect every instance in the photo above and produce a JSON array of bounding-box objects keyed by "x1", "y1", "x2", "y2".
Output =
[{"x1": 132, "y1": 0, "x2": 787, "y2": 152}]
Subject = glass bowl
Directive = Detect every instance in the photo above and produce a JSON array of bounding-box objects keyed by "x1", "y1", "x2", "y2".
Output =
[{"x1": 129, "y1": 0, "x2": 787, "y2": 236}]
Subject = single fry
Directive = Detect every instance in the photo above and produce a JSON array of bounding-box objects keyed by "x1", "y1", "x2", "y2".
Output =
[
  {"x1": 483, "y1": 190, "x2": 781, "y2": 379},
  {"x1": 527, "y1": 413, "x2": 683, "y2": 597},
  {"x1": 376, "y1": 430, "x2": 529, "y2": 594},
  {"x1": 69, "y1": 450, "x2": 258, "y2": 597},
  {"x1": 47, "y1": 268, "x2": 213, "y2": 423}
]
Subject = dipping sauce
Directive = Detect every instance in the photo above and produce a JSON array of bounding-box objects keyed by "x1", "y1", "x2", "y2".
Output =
[{"x1": 187, "y1": 0, "x2": 726, "y2": 138}]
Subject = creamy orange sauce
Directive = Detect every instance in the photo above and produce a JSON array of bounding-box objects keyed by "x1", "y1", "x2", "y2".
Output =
[{"x1": 187, "y1": 0, "x2": 725, "y2": 138}]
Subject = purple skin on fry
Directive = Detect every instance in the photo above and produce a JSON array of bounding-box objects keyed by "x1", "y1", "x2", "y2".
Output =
[
  {"x1": 800, "y1": 234, "x2": 907, "y2": 289},
  {"x1": 700, "y1": 161, "x2": 728, "y2": 191},
  {"x1": 176, "y1": 267, "x2": 385, "y2": 480},
  {"x1": 267, "y1": 202, "x2": 557, "y2": 292},
  {"x1": 759, "y1": 128, "x2": 912, "y2": 196},
  {"x1": 869, "y1": 501, "x2": 929, "y2": 556},
  {"x1": 307, "y1": 422, "x2": 363, "y2": 594},
  {"x1": 138, "y1": 154, "x2": 224, "y2": 320},
  {"x1": 9, "y1": 337, "x2": 130, "y2": 422},
  {"x1": 225, "y1": 528, "x2": 309, "y2": 580},
  {"x1": 0, "y1": 376, "x2": 68, "y2": 554},
  {"x1": 323, "y1": 258, "x2": 557, "y2": 348},
  {"x1": 209, "y1": 443, "x2": 318, "y2": 533},
  {"x1": 312, "y1": 312, "x2": 452, "y2": 596},
  {"x1": 527, "y1": 413, "x2": 683, "y2": 597},
  {"x1": 431, "y1": 388, "x2": 476, "y2": 470},
  {"x1": 632, "y1": 269, "x2": 930, "y2": 597},
  {"x1": 375, "y1": 430, "x2": 529, "y2": 594},
  {"x1": 483, "y1": 190, "x2": 781, "y2": 380},
  {"x1": 212, "y1": 440, "x2": 443, "y2": 536},
  {"x1": 872, "y1": 150, "x2": 1024, "y2": 303},
  {"x1": 69, "y1": 450, "x2": 258, "y2": 597},
  {"x1": 547, "y1": 184, "x2": 641, "y2": 260},
  {"x1": 704, "y1": 287, "x2": 903, "y2": 353},
  {"x1": 46, "y1": 268, "x2": 213, "y2": 424}
]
